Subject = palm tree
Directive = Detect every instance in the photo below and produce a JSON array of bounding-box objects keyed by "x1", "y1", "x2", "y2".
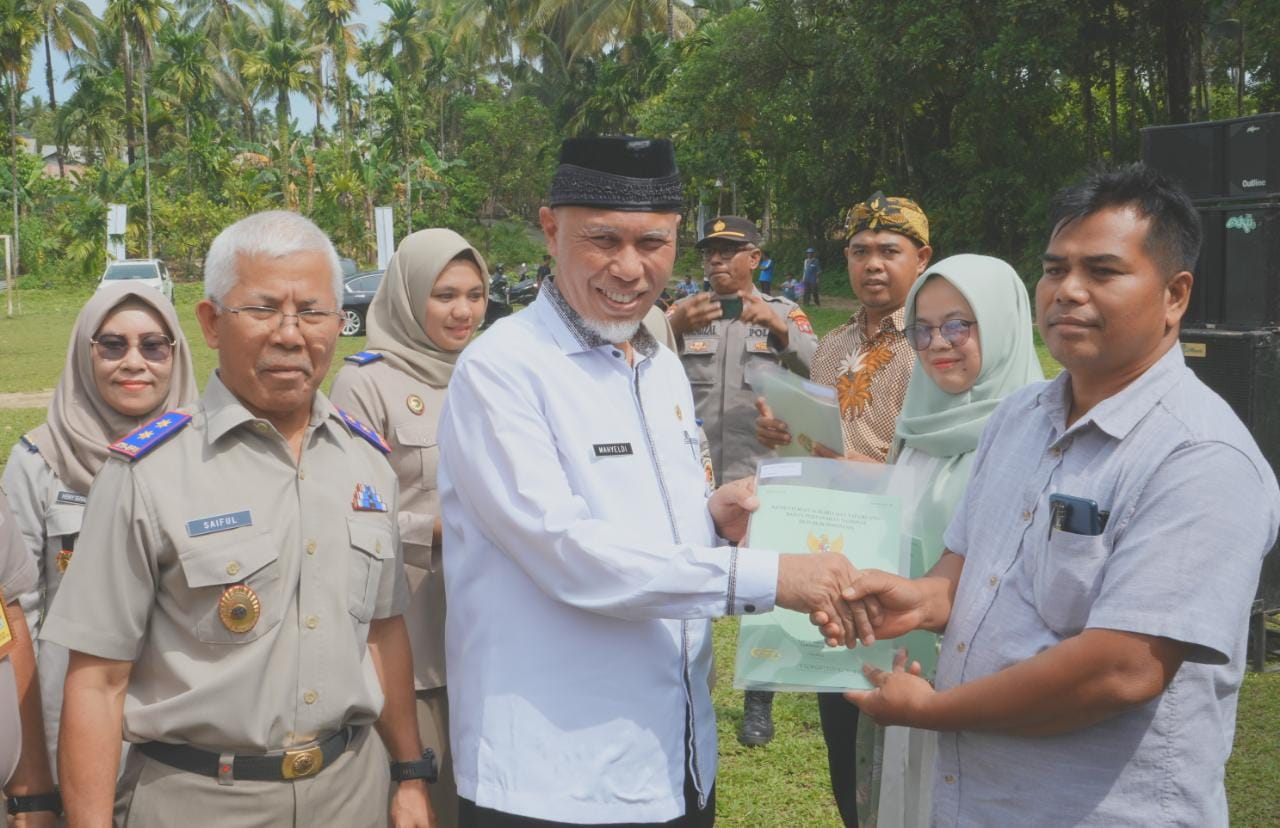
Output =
[
  {"x1": 238, "y1": 0, "x2": 320, "y2": 209},
  {"x1": 303, "y1": 0, "x2": 360, "y2": 147},
  {"x1": 57, "y1": 34, "x2": 126, "y2": 163},
  {"x1": 34, "y1": 0, "x2": 97, "y2": 177},
  {"x1": 154, "y1": 21, "x2": 216, "y2": 192},
  {"x1": 0, "y1": 0, "x2": 41, "y2": 282},
  {"x1": 107, "y1": 0, "x2": 172, "y2": 257}
]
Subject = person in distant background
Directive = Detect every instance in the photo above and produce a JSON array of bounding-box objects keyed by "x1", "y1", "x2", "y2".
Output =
[{"x1": 757, "y1": 250, "x2": 774, "y2": 295}]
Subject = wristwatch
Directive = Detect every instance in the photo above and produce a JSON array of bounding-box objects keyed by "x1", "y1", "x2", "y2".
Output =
[
  {"x1": 389, "y1": 749, "x2": 438, "y2": 784},
  {"x1": 6, "y1": 790, "x2": 62, "y2": 815}
]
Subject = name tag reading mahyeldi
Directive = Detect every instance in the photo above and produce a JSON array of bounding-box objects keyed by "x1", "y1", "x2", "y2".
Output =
[
  {"x1": 593, "y1": 442, "x2": 634, "y2": 457},
  {"x1": 186, "y1": 510, "x2": 253, "y2": 537},
  {"x1": 55, "y1": 491, "x2": 88, "y2": 506}
]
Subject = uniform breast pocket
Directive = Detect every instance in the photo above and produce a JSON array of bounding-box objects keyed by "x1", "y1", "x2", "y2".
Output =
[
  {"x1": 741, "y1": 337, "x2": 776, "y2": 388},
  {"x1": 176, "y1": 528, "x2": 283, "y2": 644},
  {"x1": 395, "y1": 424, "x2": 439, "y2": 490},
  {"x1": 681, "y1": 339, "x2": 719, "y2": 386},
  {"x1": 1032, "y1": 530, "x2": 1112, "y2": 637},
  {"x1": 348, "y1": 517, "x2": 395, "y2": 623}
]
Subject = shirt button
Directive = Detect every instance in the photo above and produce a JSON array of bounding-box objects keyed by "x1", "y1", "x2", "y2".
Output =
[
  {"x1": 1050, "y1": 447, "x2": 1062, "y2": 457},
  {"x1": 303, "y1": 690, "x2": 318, "y2": 705},
  {"x1": 744, "y1": 603, "x2": 756, "y2": 614},
  {"x1": 1021, "y1": 510, "x2": 1032, "y2": 522},
  {"x1": 306, "y1": 540, "x2": 317, "y2": 555},
  {"x1": 254, "y1": 422, "x2": 269, "y2": 432},
  {"x1": 298, "y1": 468, "x2": 307, "y2": 480},
  {"x1": 305, "y1": 615, "x2": 319, "y2": 630},
  {"x1": 375, "y1": 540, "x2": 383, "y2": 554},
  {"x1": 612, "y1": 350, "x2": 622, "y2": 358},
  {"x1": 944, "y1": 774, "x2": 956, "y2": 785},
  {"x1": 956, "y1": 642, "x2": 967, "y2": 653},
  {"x1": 225, "y1": 561, "x2": 241, "y2": 576},
  {"x1": 988, "y1": 575, "x2": 998, "y2": 587}
]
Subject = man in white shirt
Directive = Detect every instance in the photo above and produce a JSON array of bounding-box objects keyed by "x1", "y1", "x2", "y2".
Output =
[{"x1": 438, "y1": 136, "x2": 867, "y2": 827}]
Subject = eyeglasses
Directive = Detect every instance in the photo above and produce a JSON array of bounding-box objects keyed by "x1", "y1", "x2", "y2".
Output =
[
  {"x1": 214, "y1": 301, "x2": 344, "y2": 328},
  {"x1": 699, "y1": 243, "x2": 752, "y2": 261},
  {"x1": 902, "y1": 319, "x2": 977, "y2": 351},
  {"x1": 91, "y1": 334, "x2": 175, "y2": 363}
]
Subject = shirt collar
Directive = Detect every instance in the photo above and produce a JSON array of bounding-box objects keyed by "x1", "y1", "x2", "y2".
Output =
[
  {"x1": 202, "y1": 370, "x2": 343, "y2": 444},
  {"x1": 850, "y1": 305, "x2": 907, "y2": 336},
  {"x1": 536, "y1": 278, "x2": 659, "y2": 359},
  {"x1": 1038, "y1": 342, "x2": 1188, "y2": 441}
]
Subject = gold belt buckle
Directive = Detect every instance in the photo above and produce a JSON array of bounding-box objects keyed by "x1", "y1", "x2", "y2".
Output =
[{"x1": 281, "y1": 745, "x2": 324, "y2": 779}]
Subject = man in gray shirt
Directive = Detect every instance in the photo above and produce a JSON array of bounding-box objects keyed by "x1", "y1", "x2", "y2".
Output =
[{"x1": 835, "y1": 164, "x2": 1280, "y2": 826}]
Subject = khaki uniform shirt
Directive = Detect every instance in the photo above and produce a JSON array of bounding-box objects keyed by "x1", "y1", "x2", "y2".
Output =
[
  {"x1": 2, "y1": 444, "x2": 87, "y2": 774},
  {"x1": 40, "y1": 373, "x2": 408, "y2": 752},
  {"x1": 810, "y1": 307, "x2": 915, "y2": 460},
  {"x1": 676, "y1": 290, "x2": 818, "y2": 483},
  {"x1": 331, "y1": 360, "x2": 446, "y2": 691},
  {"x1": 1, "y1": 488, "x2": 38, "y2": 785}
]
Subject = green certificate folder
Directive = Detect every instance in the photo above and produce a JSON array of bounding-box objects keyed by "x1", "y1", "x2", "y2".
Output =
[
  {"x1": 734, "y1": 457, "x2": 929, "y2": 692},
  {"x1": 747, "y1": 362, "x2": 844, "y2": 457}
]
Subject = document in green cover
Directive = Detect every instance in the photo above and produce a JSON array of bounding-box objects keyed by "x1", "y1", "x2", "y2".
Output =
[
  {"x1": 734, "y1": 463, "x2": 916, "y2": 692},
  {"x1": 747, "y1": 362, "x2": 844, "y2": 458}
]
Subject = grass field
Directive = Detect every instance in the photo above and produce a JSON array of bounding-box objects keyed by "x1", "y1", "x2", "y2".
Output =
[{"x1": 1, "y1": 283, "x2": 1278, "y2": 826}]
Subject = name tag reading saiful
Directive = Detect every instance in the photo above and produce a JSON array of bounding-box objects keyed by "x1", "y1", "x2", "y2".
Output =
[
  {"x1": 593, "y1": 442, "x2": 634, "y2": 457},
  {"x1": 186, "y1": 510, "x2": 253, "y2": 537}
]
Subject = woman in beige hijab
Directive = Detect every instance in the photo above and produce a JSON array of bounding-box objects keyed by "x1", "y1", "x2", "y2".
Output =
[
  {"x1": 330, "y1": 228, "x2": 488, "y2": 827},
  {"x1": 2, "y1": 282, "x2": 197, "y2": 776}
]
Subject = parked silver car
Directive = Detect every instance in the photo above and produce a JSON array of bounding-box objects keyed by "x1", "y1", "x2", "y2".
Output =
[{"x1": 97, "y1": 259, "x2": 175, "y2": 302}]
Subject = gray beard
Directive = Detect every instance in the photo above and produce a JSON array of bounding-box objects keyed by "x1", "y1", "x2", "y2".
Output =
[{"x1": 581, "y1": 316, "x2": 642, "y2": 344}]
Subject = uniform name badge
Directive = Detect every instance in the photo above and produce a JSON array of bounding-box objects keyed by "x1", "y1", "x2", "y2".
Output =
[{"x1": 0, "y1": 589, "x2": 14, "y2": 661}]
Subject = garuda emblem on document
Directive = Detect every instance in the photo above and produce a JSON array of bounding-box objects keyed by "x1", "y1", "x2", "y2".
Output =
[{"x1": 807, "y1": 532, "x2": 844, "y2": 555}]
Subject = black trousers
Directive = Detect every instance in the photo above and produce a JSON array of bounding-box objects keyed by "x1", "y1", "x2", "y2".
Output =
[
  {"x1": 458, "y1": 777, "x2": 715, "y2": 828},
  {"x1": 817, "y1": 693, "x2": 860, "y2": 828}
]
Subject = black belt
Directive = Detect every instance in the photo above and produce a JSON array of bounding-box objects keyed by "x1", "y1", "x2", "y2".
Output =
[{"x1": 137, "y1": 726, "x2": 358, "y2": 782}]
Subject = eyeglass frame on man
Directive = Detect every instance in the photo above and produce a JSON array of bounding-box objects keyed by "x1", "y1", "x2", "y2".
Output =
[
  {"x1": 90, "y1": 334, "x2": 176, "y2": 363},
  {"x1": 902, "y1": 318, "x2": 978, "y2": 352},
  {"x1": 211, "y1": 299, "x2": 345, "y2": 329},
  {"x1": 699, "y1": 241, "x2": 754, "y2": 261}
]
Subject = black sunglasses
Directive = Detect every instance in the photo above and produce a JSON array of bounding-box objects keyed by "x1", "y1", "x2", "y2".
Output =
[{"x1": 91, "y1": 334, "x2": 175, "y2": 363}]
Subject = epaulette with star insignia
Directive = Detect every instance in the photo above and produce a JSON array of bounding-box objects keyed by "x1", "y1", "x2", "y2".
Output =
[
  {"x1": 344, "y1": 351, "x2": 384, "y2": 366},
  {"x1": 336, "y1": 408, "x2": 391, "y2": 454},
  {"x1": 108, "y1": 411, "x2": 192, "y2": 460}
]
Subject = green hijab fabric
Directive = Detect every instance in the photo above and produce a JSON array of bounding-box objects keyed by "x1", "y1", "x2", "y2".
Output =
[{"x1": 893, "y1": 253, "x2": 1044, "y2": 564}]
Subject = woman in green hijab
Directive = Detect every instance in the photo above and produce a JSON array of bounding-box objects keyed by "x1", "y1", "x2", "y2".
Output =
[{"x1": 857, "y1": 253, "x2": 1044, "y2": 827}]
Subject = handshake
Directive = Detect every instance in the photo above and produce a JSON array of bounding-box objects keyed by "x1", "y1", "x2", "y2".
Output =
[{"x1": 773, "y1": 553, "x2": 937, "y2": 648}]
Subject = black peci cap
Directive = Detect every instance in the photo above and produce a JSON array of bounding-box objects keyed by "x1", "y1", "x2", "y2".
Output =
[{"x1": 549, "y1": 136, "x2": 684, "y2": 213}]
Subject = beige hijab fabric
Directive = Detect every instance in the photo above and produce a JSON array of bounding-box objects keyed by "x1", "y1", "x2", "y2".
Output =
[
  {"x1": 365, "y1": 228, "x2": 488, "y2": 389},
  {"x1": 27, "y1": 283, "x2": 198, "y2": 494}
]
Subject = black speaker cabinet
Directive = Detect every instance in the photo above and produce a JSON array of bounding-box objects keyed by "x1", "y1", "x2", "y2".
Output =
[
  {"x1": 1141, "y1": 120, "x2": 1224, "y2": 200},
  {"x1": 1191, "y1": 202, "x2": 1280, "y2": 327},
  {"x1": 1142, "y1": 113, "x2": 1280, "y2": 201},
  {"x1": 1179, "y1": 328, "x2": 1280, "y2": 609},
  {"x1": 1228, "y1": 114, "x2": 1280, "y2": 198}
]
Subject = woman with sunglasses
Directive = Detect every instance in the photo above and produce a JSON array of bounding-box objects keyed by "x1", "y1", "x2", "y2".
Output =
[
  {"x1": 853, "y1": 254, "x2": 1042, "y2": 827},
  {"x1": 2, "y1": 283, "x2": 197, "y2": 779},
  {"x1": 330, "y1": 229, "x2": 487, "y2": 828}
]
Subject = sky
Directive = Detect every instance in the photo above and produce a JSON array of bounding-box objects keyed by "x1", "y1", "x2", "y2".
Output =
[{"x1": 32, "y1": 0, "x2": 393, "y2": 133}]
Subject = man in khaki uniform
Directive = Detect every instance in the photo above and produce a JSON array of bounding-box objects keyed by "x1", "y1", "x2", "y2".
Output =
[
  {"x1": 42, "y1": 211, "x2": 434, "y2": 827},
  {"x1": 667, "y1": 215, "x2": 818, "y2": 749},
  {"x1": 2, "y1": 488, "x2": 58, "y2": 825},
  {"x1": 668, "y1": 215, "x2": 818, "y2": 486}
]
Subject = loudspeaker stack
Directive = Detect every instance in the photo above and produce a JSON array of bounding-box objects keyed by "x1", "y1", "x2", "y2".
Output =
[{"x1": 1142, "y1": 114, "x2": 1280, "y2": 668}]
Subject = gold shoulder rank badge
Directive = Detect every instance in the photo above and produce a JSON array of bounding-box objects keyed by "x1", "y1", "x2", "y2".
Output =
[{"x1": 218, "y1": 584, "x2": 261, "y2": 633}]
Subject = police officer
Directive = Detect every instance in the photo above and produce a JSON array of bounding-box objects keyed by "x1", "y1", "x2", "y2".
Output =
[
  {"x1": 2, "y1": 488, "x2": 58, "y2": 826},
  {"x1": 41, "y1": 211, "x2": 434, "y2": 827},
  {"x1": 667, "y1": 216, "x2": 818, "y2": 485},
  {"x1": 666, "y1": 215, "x2": 818, "y2": 748}
]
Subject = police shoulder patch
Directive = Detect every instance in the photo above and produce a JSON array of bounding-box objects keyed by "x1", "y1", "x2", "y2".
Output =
[
  {"x1": 336, "y1": 408, "x2": 391, "y2": 454},
  {"x1": 344, "y1": 351, "x2": 384, "y2": 366},
  {"x1": 108, "y1": 411, "x2": 192, "y2": 460}
]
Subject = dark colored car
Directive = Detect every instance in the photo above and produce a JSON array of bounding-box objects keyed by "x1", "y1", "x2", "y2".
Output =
[{"x1": 341, "y1": 270, "x2": 383, "y2": 336}]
